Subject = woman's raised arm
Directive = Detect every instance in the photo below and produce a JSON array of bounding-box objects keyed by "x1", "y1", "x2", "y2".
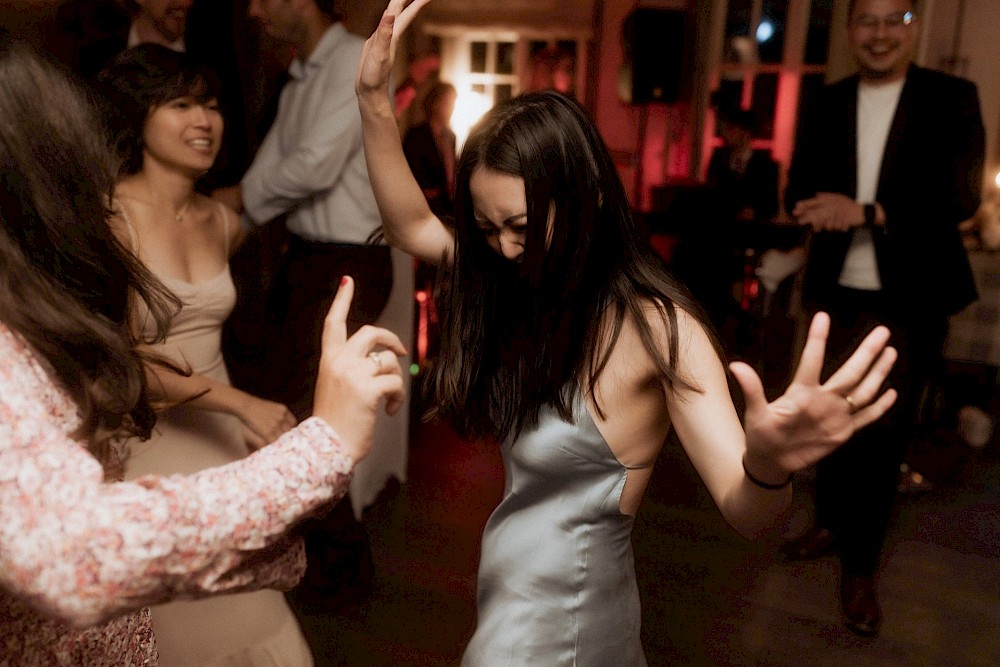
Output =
[{"x1": 356, "y1": 0, "x2": 454, "y2": 265}]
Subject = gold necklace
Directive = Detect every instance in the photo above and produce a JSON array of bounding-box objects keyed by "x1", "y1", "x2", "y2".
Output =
[{"x1": 174, "y1": 198, "x2": 195, "y2": 222}]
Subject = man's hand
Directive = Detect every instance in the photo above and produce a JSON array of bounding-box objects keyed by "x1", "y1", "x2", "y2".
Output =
[{"x1": 793, "y1": 192, "x2": 864, "y2": 232}]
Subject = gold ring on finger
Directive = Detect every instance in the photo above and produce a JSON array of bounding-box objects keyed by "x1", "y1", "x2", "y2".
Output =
[
  {"x1": 369, "y1": 351, "x2": 383, "y2": 373},
  {"x1": 845, "y1": 394, "x2": 856, "y2": 412}
]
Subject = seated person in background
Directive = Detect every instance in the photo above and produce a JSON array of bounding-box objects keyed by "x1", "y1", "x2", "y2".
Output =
[
  {"x1": 0, "y1": 35, "x2": 405, "y2": 666},
  {"x1": 704, "y1": 97, "x2": 802, "y2": 374},
  {"x1": 670, "y1": 99, "x2": 780, "y2": 332},
  {"x1": 706, "y1": 95, "x2": 779, "y2": 225}
]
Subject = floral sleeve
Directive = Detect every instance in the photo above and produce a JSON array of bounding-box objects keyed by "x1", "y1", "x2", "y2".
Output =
[{"x1": 0, "y1": 325, "x2": 352, "y2": 628}]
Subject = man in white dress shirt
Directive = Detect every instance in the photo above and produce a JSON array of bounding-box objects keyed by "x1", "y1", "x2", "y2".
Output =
[
  {"x1": 242, "y1": 0, "x2": 393, "y2": 421},
  {"x1": 239, "y1": 0, "x2": 394, "y2": 624}
]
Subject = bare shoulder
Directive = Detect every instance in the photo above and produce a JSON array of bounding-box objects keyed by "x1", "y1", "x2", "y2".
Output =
[
  {"x1": 635, "y1": 299, "x2": 712, "y2": 354},
  {"x1": 202, "y1": 195, "x2": 244, "y2": 257},
  {"x1": 632, "y1": 299, "x2": 723, "y2": 394},
  {"x1": 109, "y1": 181, "x2": 147, "y2": 233},
  {"x1": 105, "y1": 202, "x2": 134, "y2": 252},
  {"x1": 106, "y1": 206, "x2": 126, "y2": 234},
  {"x1": 594, "y1": 298, "x2": 702, "y2": 387},
  {"x1": 204, "y1": 194, "x2": 238, "y2": 227}
]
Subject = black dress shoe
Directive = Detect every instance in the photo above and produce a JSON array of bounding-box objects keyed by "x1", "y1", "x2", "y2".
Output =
[
  {"x1": 780, "y1": 527, "x2": 837, "y2": 561},
  {"x1": 841, "y1": 574, "x2": 881, "y2": 637}
]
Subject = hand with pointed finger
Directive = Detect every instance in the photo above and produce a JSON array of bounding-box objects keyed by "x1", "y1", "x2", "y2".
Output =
[
  {"x1": 312, "y1": 276, "x2": 408, "y2": 464},
  {"x1": 356, "y1": 0, "x2": 431, "y2": 102},
  {"x1": 729, "y1": 312, "x2": 898, "y2": 484}
]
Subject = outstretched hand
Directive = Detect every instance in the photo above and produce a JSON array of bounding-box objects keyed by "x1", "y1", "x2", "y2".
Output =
[
  {"x1": 312, "y1": 276, "x2": 407, "y2": 464},
  {"x1": 356, "y1": 0, "x2": 431, "y2": 99},
  {"x1": 729, "y1": 312, "x2": 897, "y2": 478}
]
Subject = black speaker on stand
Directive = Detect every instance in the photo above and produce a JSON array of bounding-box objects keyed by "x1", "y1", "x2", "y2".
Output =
[
  {"x1": 620, "y1": 8, "x2": 687, "y2": 105},
  {"x1": 618, "y1": 8, "x2": 689, "y2": 209}
]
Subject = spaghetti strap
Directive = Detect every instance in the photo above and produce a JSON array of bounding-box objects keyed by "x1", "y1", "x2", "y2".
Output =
[
  {"x1": 216, "y1": 201, "x2": 231, "y2": 257},
  {"x1": 114, "y1": 199, "x2": 141, "y2": 253}
]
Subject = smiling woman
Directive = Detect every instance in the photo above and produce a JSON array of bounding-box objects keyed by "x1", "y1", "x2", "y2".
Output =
[
  {"x1": 98, "y1": 44, "x2": 220, "y2": 177},
  {"x1": 141, "y1": 95, "x2": 223, "y2": 180},
  {"x1": 96, "y1": 43, "x2": 315, "y2": 666}
]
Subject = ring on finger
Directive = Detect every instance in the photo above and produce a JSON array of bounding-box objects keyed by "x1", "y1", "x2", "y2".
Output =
[
  {"x1": 845, "y1": 394, "x2": 856, "y2": 412},
  {"x1": 369, "y1": 350, "x2": 383, "y2": 373}
]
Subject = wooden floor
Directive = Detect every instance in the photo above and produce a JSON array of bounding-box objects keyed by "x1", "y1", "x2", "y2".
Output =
[{"x1": 288, "y1": 402, "x2": 1000, "y2": 666}]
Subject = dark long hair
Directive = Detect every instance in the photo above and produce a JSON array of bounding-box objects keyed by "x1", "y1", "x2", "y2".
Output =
[
  {"x1": 97, "y1": 43, "x2": 222, "y2": 176},
  {"x1": 0, "y1": 35, "x2": 179, "y2": 475},
  {"x1": 430, "y1": 90, "x2": 716, "y2": 442}
]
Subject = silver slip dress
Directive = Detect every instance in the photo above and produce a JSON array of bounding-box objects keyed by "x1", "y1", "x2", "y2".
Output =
[{"x1": 462, "y1": 388, "x2": 647, "y2": 666}]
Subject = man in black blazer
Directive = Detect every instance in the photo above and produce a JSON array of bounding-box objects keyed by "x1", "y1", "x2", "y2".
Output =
[
  {"x1": 698, "y1": 100, "x2": 782, "y2": 329},
  {"x1": 783, "y1": 0, "x2": 984, "y2": 637}
]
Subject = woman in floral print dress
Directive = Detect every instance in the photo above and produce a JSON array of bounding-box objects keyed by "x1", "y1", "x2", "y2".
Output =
[{"x1": 0, "y1": 35, "x2": 406, "y2": 666}]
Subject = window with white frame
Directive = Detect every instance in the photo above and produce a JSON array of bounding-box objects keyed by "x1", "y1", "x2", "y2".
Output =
[
  {"x1": 423, "y1": 26, "x2": 588, "y2": 149},
  {"x1": 464, "y1": 36, "x2": 519, "y2": 107},
  {"x1": 703, "y1": 0, "x2": 836, "y2": 182}
]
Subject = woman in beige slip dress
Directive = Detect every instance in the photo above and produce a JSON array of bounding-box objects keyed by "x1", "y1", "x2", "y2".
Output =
[{"x1": 100, "y1": 44, "x2": 313, "y2": 666}]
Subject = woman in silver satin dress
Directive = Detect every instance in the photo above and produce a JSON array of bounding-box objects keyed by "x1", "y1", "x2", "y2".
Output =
[{"x1": 357, "y1": 2, "x2": 899, "y2": 664}]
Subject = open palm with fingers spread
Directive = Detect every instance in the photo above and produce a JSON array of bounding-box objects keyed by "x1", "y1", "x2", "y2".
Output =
[{"x1": 730, "y1": 312, "x2": 897, "y2": 478}]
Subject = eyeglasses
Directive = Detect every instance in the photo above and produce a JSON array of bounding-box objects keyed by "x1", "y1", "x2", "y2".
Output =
[{"x1": 852, "y1": 11, "x2": 915, "y2": 31}]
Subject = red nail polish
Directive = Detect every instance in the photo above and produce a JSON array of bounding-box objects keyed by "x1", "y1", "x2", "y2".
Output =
[{"x1": 340, "y1": 276, "x2": 348, "y2": 286}]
